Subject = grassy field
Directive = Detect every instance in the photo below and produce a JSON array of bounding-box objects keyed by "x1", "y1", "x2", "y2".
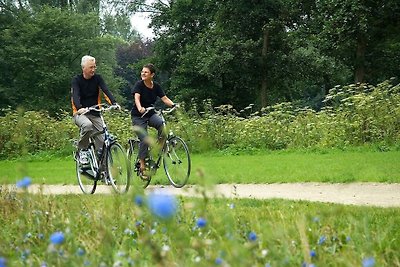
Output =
[
  {"x1": 1, "y1": 148, "x2": 399, "y2": 185},
  {"x1": 1, "y1": 188, "x2": 399, "y2": 266}
]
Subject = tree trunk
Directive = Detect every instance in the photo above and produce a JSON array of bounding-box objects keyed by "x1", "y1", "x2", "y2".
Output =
[
  {"x1": 260, "y1": 26, "x2": 269, "y2": 107},
  {"x1": 354, "y1": 34, "x2": 366, "y2": 83}
]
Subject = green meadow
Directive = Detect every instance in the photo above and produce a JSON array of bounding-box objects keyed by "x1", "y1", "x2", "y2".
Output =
[{"x1": 1, "y1": 148, "x2": 399, "y2": 185}]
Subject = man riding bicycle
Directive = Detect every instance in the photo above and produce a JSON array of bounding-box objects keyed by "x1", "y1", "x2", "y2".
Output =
[{"x1": 71, "y1": 55, "x2": 120, "y2": 166}]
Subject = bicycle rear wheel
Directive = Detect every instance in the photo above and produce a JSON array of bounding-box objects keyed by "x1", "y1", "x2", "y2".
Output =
[
  {"x1": 107, "y1": 143, "x2": 130, "y2": 194},
  {"x1": 127, "y1": 139, "x2": 151, "y2": 188},
  {"x1": 75, "y1": 151, "x2": 97, "y2": 194},
  {"x1": 163, "y1": 136, "x2": 191, "y2": 188}
]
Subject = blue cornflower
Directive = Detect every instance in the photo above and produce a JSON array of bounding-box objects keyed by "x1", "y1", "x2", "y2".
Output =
[
  {"x1": 127, "y1": 258, "x2": 135, "y2": 266},
  {"x1": 215, "y1": 258, "x2": 223, "y2": 265},
  {"x1": 318, "y1": 235, "x2": 326, "y2": 245},
  {"x1": 147, "y1": 192, "x2": 177, "y2": 219},
  {"x1": 248, "y1": 231, "x2": 257, "y2": 242},
  {"x1": 16, "y1": 176, "x2": 32, "y2": 189},
  {"x1": 362, "y1": 257, "x2": 375, "y2": 267},
  {"x1": 50, "y1": 232, "x2": 65, "y2": 245},
  {"x1": 76, "y1": 248, "x2": 85, "y2": 256},
  {"x1": 310, "y1": 250, "x2": 317, "y2": 258},
  {"x1": 346, "y1": 236, "x2": 351, "y2": 243},
  {"x1": 0, "y1": 257, "x2": 7, "y2": 267},
  {"x1": 134, "y1": 195, "x2": 144, "y2": 206},
  {"x1": 196, "y1": 217, "x2": 207, "y2": 228},
  {"x1": 124, "y1": 228, "x2": 134, "y2": 236}
]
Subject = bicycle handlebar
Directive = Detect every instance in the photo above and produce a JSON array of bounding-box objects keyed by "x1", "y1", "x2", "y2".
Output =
[
  {"x1": 82, "y1": 103, "x2": 120, "y2": 114},
  {"x1": 141, "y1": 105, "x2": 178, "y2": 118}
]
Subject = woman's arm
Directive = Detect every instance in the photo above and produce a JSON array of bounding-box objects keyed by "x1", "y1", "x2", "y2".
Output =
[
  {"x1": 134, "y1": 93, "x2": 145, "y2": 114},
  {"x1": 161, "y1": 96, "x2": 175, "y2": 107}
]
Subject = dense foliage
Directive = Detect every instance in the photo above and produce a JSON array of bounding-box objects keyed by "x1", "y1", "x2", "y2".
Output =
[
  {"x1": 179, "y1": 80, "x2": 400, "y2": 152},
  {"x1": 0, "y1": 81, "x2": 398, "y2": 159}
]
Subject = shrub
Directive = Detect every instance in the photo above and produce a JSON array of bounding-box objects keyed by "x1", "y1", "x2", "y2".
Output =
[{"x1": 0, "y1": 81, "x2": 399, "y2": 159}]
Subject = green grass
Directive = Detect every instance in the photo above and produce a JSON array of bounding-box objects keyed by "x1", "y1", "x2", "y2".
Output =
[
  {"x1": 195, "y1": 149, "x2": 400, "y2": 184},
  {"x1": 1, "y1": 148, "x2": 399, "y2": 185},
  {"x1": 1, "y1": 188, "x2": 399, "y2": 266}
]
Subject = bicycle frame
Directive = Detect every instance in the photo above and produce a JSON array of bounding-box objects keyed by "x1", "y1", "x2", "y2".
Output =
[
  {"x1": 75, "y1": 103, "x2": 130, "y2": 194},
  {"x1": 141, "y1": 107, "x2": 174, "y2": 172},
  {"x1": 80, "y1": 105, "x2": 115, "y2": 180}
]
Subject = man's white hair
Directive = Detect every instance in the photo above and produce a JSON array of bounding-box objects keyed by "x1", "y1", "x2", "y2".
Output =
[{"x1": 81, "y1": 55, "x2": 95, "y2": 67}]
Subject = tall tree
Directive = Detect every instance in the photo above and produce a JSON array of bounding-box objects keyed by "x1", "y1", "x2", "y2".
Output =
[
  {"x1": 312, "y1": 0, "x2": 400, "y2": 83},
  {"x1": 0, "y1": 5, "x2": 125, "y2": 113}
]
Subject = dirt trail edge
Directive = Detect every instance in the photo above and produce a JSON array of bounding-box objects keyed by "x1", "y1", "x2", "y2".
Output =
[{"x1": 3, "y1": 183, "x2": 400, "y2": 208}]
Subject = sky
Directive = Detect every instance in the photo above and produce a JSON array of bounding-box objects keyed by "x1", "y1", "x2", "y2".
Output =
[{"x1": 130, "y1": 12, "x2": 155, "y2": 39}]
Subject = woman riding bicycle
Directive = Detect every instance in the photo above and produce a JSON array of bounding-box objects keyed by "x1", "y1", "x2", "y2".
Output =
[{"x1": 131, "y1": 63, "x2": 176, "y2": 178}]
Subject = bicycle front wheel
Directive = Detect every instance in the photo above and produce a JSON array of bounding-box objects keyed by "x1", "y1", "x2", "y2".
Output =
[
  {"x1": 76, "y1": 152, "x2": 97, "y2": 194},
  {"x1": 163, "y1": 136, "x2": 191, "y2": 188},
  {"x1": 107, "y1": 143, "x2": 130, "y2": 194}
]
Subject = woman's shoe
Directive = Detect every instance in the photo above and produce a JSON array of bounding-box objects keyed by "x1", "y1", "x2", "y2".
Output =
[{"x1": 139, "y1": 168, "x2": 149, "y2": 180}]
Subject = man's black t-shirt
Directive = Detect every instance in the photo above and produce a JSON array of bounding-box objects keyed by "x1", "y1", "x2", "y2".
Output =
[
  {"x1": 131, "y1": 80, "x2": 165, "y2": 117},
  {"x1": 71, "y1": 74, "x2": 116, "y2": 115}
]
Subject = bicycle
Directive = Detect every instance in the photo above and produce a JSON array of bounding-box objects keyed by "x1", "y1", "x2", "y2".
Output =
[
  {"x1": 127, "y1": 106, "x2": 191, "y2": 188},
  {"x1": 73, "y1": 103, "x2": 130, "y2": 194}
]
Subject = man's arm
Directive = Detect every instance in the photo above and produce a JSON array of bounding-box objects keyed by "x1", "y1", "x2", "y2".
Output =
[
  {"x1": 98, "y1": 75, "x2": 117, "y2": 104},
  {"x1": 71, "y1": 77, "x2": 86, "y2": 115}
]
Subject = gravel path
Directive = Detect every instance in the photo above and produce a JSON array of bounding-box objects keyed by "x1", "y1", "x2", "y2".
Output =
[{"x1": 4, "y1": 183, "x2": 400, "y2": 208}]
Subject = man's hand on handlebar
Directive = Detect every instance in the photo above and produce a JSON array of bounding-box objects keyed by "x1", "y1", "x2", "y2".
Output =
[
  {"x1": 113, "y1": 103, "x2": 121, "y2": 110},
  {"x1": 77, "y1": 107, "x2": 88, "y2": 115}
]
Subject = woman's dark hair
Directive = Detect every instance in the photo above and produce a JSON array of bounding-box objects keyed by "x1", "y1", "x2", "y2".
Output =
[{"x1": 143, "y1": 63, "x2": 156, "y2": 74}]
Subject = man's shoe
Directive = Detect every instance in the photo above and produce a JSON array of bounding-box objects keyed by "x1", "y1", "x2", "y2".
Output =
[{"x1": 79, "y1": 150, "x2": 89, "y2": 165}]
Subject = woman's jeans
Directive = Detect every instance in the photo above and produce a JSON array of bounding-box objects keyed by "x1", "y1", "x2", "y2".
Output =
[{"x1": 132, "y1": 114, "x2": 165, "y2": 160}]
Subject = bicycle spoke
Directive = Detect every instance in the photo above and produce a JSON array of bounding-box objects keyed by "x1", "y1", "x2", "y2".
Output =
[
  {"x1": 76, "y1": 151, "x2": 97, "y2": 194},
  {"x1": 107, "y1": 143, "x2": 130, "y2": 194},
  {"x1": 163, "y1": 136, "x2": 191, "y2": 188},
  {"x1": 127, "y1": 139, "x2": 151, "y2": 189}
]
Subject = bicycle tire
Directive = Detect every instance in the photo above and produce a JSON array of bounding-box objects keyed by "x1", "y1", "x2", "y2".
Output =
[
  {"x1": 106, "y1": 142, "x2": 130, "y2": 194},
  {"x1": 127, "y1": 139, "x2": 151, "y2": 188},
  {"x1": 76, "y1": 151, "x2": 97, "y2": 194},
  {"x1": 163, "y1": 136, "x2": 191, "y2": 188}
]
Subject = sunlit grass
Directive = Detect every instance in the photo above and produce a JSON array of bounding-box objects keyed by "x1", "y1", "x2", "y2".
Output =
[{"x1": 1, "y1": 184, "x2": 399, "y2": 266}]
